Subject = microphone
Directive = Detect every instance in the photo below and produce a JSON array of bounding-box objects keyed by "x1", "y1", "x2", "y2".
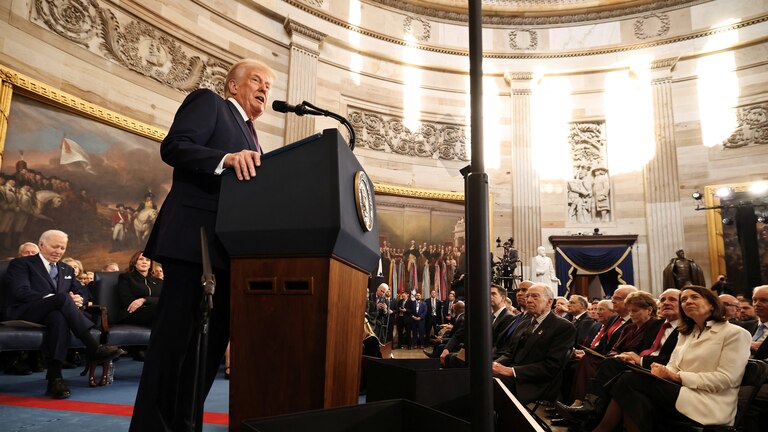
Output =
[
  {"x1": 271, "y1": 100, "x2": 357, "y2": 150},
  {"x1": 271, "y1": 100, "x2": 317, "y2": 116}
]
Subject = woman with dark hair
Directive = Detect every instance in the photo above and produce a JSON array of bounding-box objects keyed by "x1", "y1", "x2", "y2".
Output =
[
  {"x1": 593, "y1": 285, "x2": 751, "y2": 431},
  {"x1": 116, "y1": 251, "x2": 163, "y2": 326}
]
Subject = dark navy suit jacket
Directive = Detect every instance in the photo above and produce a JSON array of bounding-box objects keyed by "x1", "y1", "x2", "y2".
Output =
[
  {"x1": 4, "y1": 254, "x2": 85, "y2": 320},
  {"x1": 144, "y1": 89, "x2": 258, "y2": 269}
]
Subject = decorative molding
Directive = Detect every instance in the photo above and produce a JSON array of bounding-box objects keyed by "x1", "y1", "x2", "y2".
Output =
[
  {"x1": 634, "y1": 13, "x2": 671, "y2": 40},
  {"x1": 300, "y1": 0, "x2": 324, "y2": 7},
  {"x1": 508, "y1": 29, "x2": 539, "y2": 50},
  {"x1": 284, "y1": 18, "x2": 327, "y2": 42},
  {"x1": 723, "y1": 103, "x2": 768, "y2": 149},
  {"x1": 0, "y1": 64, "x2": 166, "y2": 142},
  {"x1": 403, "y1": 16, "x2": 431, "y2": 42},
  {"x1": 363, "y1": 0, "x2": 701, "y2": 25},
  {"x1": 567, "y1": 121, "x2": 612, "y2": 224},
  {"x1": 374, "y1": 182, "x2": 464, "y2": 203},
  {"x1": 284, "y1": 0, "x2": 768, "y2": 59},
  {"x1": 31, "y1": 0, "x2": 229, "y2": 94},
  {"x1": 348, "y1": 107, "x2": 468, "y2": 161}
]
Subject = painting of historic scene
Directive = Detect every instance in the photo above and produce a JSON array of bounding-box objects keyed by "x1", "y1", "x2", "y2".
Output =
[
  {"x1": 1, "y1": 94, "x2": 170, "y2": 271},
  {"x1": 375, "y1": 193, "x2": 464, "y2": 300}
]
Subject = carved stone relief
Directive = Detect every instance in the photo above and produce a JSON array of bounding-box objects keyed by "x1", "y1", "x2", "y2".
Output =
[
  {"x1": 403, "y1": 16, "x2": 431, "y2": 42},
  {"x1": 348, "y1": 108, "x2": 468, "y2": 161},
  {"x1": 301, "y1": 0, "x2": 325, "y2": 7},
  {"x1": 634, "y1": 13, "x2": 671, "y2": 40},
  {"x1": 567, "y1": 122, "x2": 612, "y2": 223},
  {"x1": 32, "y1": 0, "x2": 229, "y2": 94},
  {"x1": 723, "y1": 103, "x2": 768, "y2": 149},
  {"x1": 508, "y1": 29, "x2": 538, "y2": 50}
]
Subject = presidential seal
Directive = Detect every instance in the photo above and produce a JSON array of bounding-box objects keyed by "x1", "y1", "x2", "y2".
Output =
[{"x1": 354, "y1": 171, "x2": 375, "y2": 232}]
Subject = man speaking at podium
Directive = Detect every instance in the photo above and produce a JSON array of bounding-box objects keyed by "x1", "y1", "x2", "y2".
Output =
[{"x1": 131, "y1": 59, "x2": 275, "y2": 432}]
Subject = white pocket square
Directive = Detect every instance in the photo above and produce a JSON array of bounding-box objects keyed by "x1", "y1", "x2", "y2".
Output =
[{"x1": 64, "y1": 275, "x2": 72, "y2": 279}]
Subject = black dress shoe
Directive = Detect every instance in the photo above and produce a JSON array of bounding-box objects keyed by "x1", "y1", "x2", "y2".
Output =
[
  {"x1": 46, "y1": 378, "x2": 71, "y2": 399},
  {"x1": 555, "y1": 401, "x2": 594, "y2": 422},
  {"x1": 90, "y1": 345, "x2": 126, "y2": 364}
]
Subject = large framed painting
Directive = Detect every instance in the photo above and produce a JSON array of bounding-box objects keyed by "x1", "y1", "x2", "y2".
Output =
[
  {"x1": 0, "y1": 65, "x2": 168, "y2": 272},
  {"x1": 703, "y1": 182, "x2": 768, "y2": 292},
  {"x1": 373, "y1": 183, "x2": 466, "y2": 299}
]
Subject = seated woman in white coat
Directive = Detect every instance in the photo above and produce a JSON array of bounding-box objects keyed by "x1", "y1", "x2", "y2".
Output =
[{"x1": 593, "y1": 285, "x2": 751, "y2": 431}]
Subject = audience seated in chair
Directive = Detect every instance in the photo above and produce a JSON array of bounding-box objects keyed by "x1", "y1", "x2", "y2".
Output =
[
  {"x1": 3, "y1": 230, "x2": 124, "y2": 399},
  {"x1": 569, "y1": 290, "x2": 662, "y2": 407},
  {"x1": 592, "y1": 285, "x2": 751, "y2": 432},
  {"x1": 491, "y1": 283, "x2": 576, "y2": 405},
  {"x1": 556, "y1": 289, "x2": 681, "y2": 426},
  {"x1": 116, "y1": 251, "x2": 163, "y2": 327}
]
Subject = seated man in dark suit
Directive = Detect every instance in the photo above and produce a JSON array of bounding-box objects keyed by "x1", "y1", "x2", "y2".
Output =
[
  {"x1": 568, "y1": 294, "x2": 596, "y2": 347},
  {"x1": 443, "y1": 284, "x2": 514, "y2": 368},
  {"x1": 492, "y1": 280, "x2": 533, "y2": 360},
  {"x1": 747, "y1": 285, "x2": 768, "y2": 360},
  {"x1": 556, "y1": 288, "x2": 681, "y2": 425},
  {"x1": 4, "y1": 230, "x2": 124, "y2": 399},
  {"x1": 436, "y1": 301, "x2": 465, "y2": 363},
  {"x1": 492, "y1": 283, "x2": 576, "y2": 404}
]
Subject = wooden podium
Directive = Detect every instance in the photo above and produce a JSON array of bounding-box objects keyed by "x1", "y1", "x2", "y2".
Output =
[{"x1": 216, "y1": 129, "x2": 380, "y2": 430}]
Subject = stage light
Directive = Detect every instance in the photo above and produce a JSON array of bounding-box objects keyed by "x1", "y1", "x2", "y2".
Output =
[
  {"x1": 722, "y1": 217, "x2": 734, "y2": 225},
  {"x1": 692, "y1": 191, "x2": 703, "y2": 200},
  {"x1": 715, "y1": 187, "x2": 734, "y2": 199},
  {"x1": 750, "y1": 182, "x2": 768, "y2": 195}
]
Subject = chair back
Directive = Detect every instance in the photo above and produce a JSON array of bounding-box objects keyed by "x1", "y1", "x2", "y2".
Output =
[
  {"x1": 91, "y1": 271, "x2": 122, "y2": 326},
  {"x1": 734, "y1": 359, "x2": 768, "y2": 427}
]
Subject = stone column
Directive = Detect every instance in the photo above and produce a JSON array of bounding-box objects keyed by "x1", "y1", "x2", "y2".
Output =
[
  {"x1": 505, "y1": 72, "x2": 541, "y2": 272},
  {"x1": 283, "y1": 19, "x2": 326, "y2": 144},
  {"x1": 644, "y1": 57, "x2": 684, "y2": 294}
]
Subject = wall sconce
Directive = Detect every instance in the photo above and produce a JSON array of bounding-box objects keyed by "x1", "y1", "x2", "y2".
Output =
[
  {"x1": 722, "y1": 217, "x2": 734, "y2": 225},
  {"x1": 692, "y1": 191, "x2": 703, "y2": 201}
]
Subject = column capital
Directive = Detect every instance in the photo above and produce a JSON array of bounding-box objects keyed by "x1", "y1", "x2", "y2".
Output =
[
  {"x1": 504, "y1": 71, "x2": 533, "y2": 84},
  {"x1": 650, "y1": 56, "x2": 678, "y2": 82},
  {"x1": 284, "y1": 18, "x2": 326, "y2": 48}
]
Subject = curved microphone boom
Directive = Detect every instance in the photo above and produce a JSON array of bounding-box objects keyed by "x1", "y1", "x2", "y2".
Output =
[{"x1": 271, "y1": 100, "x2": 356, "y2": 150}]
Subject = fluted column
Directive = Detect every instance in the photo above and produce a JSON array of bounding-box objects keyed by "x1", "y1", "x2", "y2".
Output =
[
  {"x1": 283, "y1": 19, "x2": 326, "y2": 144},
  {"x1": 644, "y1": 57, "x2": 684, "y2": 294},
  {"x1": 505, "y1": 72, "x2": 541, "y2": 274}
]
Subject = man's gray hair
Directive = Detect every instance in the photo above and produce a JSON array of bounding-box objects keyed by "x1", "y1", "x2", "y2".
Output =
[
  {"x1": 18, "y1": 242, "x2": 39, "y2": 255},
  {"x1": 571, "y1": 294, "x2": 589, "y2": 310},
  {"x1": 39, "y1": 230, "x2": 68, "y2": 244},
  {"x1": 598, "y1": 299, "x2": 614, "y2": 310},
  {"x1": 530, "y1": 283, "x2": 553, "y2": 300}
]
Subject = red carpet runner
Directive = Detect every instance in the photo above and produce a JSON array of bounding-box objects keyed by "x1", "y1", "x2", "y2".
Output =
[{"x1": 0, "y1": 394, "x2": 228, "y2": 425}]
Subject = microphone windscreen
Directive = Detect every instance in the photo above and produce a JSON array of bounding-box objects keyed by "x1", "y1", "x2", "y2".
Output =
[{"x1": 272, "y1": 100, "x2": 289, "y2": 113}]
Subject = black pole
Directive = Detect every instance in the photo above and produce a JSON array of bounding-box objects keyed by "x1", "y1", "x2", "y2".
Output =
[
  {"x1": 467, "y1": 1, "x2": 493, "y2": 431},
  {"x1": 735, "y1": 205, "x2": 761, "y2": 298}
]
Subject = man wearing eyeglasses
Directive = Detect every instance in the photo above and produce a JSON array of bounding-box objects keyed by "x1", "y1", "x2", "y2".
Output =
[{"x1": 719, "y1": 293, "x2": 741, "y2": 322}]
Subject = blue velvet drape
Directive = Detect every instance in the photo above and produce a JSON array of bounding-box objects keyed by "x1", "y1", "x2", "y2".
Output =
[{"x1": 554, "y1": 246, "x2": 633, "y2": 296}]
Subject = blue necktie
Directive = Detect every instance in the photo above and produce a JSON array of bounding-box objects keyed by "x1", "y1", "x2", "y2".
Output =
[
  {"x1": 753, "y1": 323, "x2": 766, "y2": 342},
  {"x1": 49, "y1": 263, "x2": 58, "y2": 283}
]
